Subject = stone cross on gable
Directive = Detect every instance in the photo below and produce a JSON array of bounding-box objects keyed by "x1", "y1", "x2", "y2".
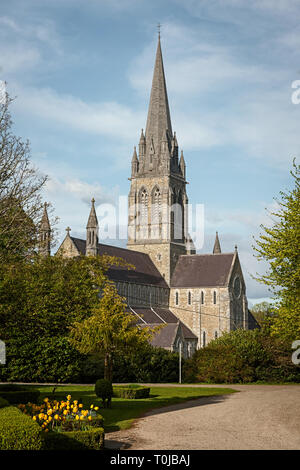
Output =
[{"x1": 66, "y1": 226, "x2": 71, "y2": 235}]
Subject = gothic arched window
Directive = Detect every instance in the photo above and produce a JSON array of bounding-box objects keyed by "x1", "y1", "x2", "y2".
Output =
[
  {"x1": 152, "y1": 187, "x2": 161, "y2": 222},
  {"x1": 201, "y1": 291, "x2": 204, "y2": 305},
  {"x1": 188, "y1": 291, "x2": 192, "y2": 306},
  {"x1": 202, "y1": 331, "x2": 206, "y2": 347},
  {"x1": 140, "y1": 189, "x2": 148, "y2": 223},
  {"x1": 213, "y1": 291, "x2": 217, "y2": 305}
]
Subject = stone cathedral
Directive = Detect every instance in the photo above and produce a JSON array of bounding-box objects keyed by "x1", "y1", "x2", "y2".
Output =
[{"x1": 42, "y1": 36, "x2": 257, "y2": 358}]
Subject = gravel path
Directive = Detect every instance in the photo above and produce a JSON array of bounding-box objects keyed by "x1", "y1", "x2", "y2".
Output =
[{"x1": 105, "y1": 384, "x2": 300, "y2": 450}]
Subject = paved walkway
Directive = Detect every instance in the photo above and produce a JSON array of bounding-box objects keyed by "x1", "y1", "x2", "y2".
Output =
[{"x1": 105, "y1": 384, "x2": 300, "y2": 450}]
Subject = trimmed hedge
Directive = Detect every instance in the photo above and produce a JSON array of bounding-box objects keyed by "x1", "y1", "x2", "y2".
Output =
[
  {"x1": 113, "y1": 385, "x2": 150, "y2": 399},
  {"x1": 0, "y1": 384, "x2": 28, "y2": 391},
  {"x1": 44, "y1": 427, "x2": 105, "y2": 450},
  {"x1": 0, "y1": 405, "x2": 44, "y2": 450},
  {"x1": 0, "y1": 390, "x2": 40, "y2": 404},
  {"x1": 0, "y1": 398, "x2": 8, "y2": 409}
]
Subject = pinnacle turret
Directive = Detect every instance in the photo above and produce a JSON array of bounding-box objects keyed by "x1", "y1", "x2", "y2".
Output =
[
  {"x1": 39, "y1": 202, "x2": 51, "y2": 256},
  {"x1": 131, "y1": 146, "x2": 139, "y2": 176},
  {"x1": 179, "y1": 150, "x2": 185, "y2": 179},
  {"x1": 213, "y1": 232, "x2": 221, "y2": 254},
  {"x1": 86, "y1": 198, "x2": 98, "y2": 256}
]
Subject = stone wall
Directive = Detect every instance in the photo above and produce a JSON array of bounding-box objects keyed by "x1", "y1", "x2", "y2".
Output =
[{"x1": 170, "y1": 287, "x2": 231, "y2": 347}]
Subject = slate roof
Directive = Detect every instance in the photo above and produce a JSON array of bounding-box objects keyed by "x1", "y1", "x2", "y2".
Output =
[
  {"x1": 149, "y1": 324, "x2": 179, "y2": 349},
  {"x1": 128, "y1": 306, "x2": 198, "y2": 343},
  {"x1": 70, "y1": 237, "x2": 168, "y2": 288},
  {"x1": 171, "y1": 253, "x2": 235, "y2": 288}
]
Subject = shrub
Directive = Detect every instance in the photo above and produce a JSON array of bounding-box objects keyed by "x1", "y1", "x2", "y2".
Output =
[
  {"x1": 95, "y1": 379, "x2": 113, "y2": 408},
  {"x1": 113, "y1": 385, "x2": 150, "y2": 399},
  {"x1": 0, "y1": 405, "x2": 44, "y2": 450},
  {"x1": 183, "y1": 329, "x2": 300, "y2": 384},
  {"x1": 0, "y1": 337, "x2": 84, "y2": 383},
  {"x1": 112, "y1": 345, "x2": 182, "y2": 383},
  {"x1": 44, "y1": 427, "x2": 104, "y2": 450},
  {"x1": 0, "y1": 398, "x2": 8, "y2": 409},
  {"x1": 0, "y1": 390, "x2": 40, "y2": 404}
]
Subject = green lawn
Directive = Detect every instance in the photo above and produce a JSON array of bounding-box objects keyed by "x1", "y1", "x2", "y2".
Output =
[{"x1": 30, "y1": 384, "x2": 236, "y2": 432}]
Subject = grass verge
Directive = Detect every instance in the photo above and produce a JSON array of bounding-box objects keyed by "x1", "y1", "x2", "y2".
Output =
[{"x1": 25, "y1": 384, "x2": 236, "y2": 432}]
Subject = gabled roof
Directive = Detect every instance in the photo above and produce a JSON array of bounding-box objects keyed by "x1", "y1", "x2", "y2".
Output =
[
  {"x1": 70, "y1": 237, "x2": 168, "y2": 288},
  {"x1": 130, "y1": 307, "x2": 197, "y2": 347},
  {"x1": 171, "y1": 253, "x2": 235, "y2": 288}
]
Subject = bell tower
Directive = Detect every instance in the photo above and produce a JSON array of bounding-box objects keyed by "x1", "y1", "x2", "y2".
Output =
[{"x1": 127, "y1": 34, "x2": 191, "y2": 285}]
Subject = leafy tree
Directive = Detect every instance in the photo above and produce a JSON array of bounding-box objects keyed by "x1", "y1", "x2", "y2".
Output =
[
  {"x1": 0, "y1": 93, "x2": 50, "y2": 262},
  {"x1": 250, "y1": 301, "x2": 274, "y2": 331},
  {"x1": 69, "y1": 282, "x2": 158, "y2": 382},
  {"x1": 0, "y1": 254, "x2": 129, "y2": 382},
  {"x1": 253, "y1": 160, "x2": 300, "y2": 342},
  {"x1": 183, "y1": 329, "x2": 300, "y2": 384}
]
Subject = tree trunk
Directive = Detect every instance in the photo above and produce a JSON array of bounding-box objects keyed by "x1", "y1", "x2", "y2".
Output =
[{"x1": 104, "y1": 351, "x2": 113, "y2": 383}]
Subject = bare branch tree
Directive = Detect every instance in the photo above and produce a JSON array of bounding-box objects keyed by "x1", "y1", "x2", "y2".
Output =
[{"x1": 0, "y1": 93, "x2": 54, "y2": 261}]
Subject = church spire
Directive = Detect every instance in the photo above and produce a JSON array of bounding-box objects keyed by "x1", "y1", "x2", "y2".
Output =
[
  {"x1": 145, "y1": 34, "x2": 172, "y2": 165},
  {"x1": 213, "y1": 231, "x2": 221, "y2": 254},
  {"x1": 39, "y1": 202, "x2": 51, "y2": 257},
  {"x1": 86, "y1": 198, "x2": 98, "y2": 256}
]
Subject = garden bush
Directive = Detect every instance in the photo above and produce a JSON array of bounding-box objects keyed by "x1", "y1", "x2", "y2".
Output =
[
  {"x1": 95, "y1": 379, "x2": 113, "y2": 408},
  {"x1": 0, "y1": 398, "x2": 8, "y2": 409},
  {"x1": 0, "y1": 405, "x2": 44, "y2": 450},
  {"x1": 113, "y1": 385, "x2": 150, "y2": 399},
  {"x1": 0, "y1": 336, "x2": 84, "y2": 383},
  {"x1": 112, "y1": 345, "x2": 182, "y2": 383},
  {"x1": 183, "y1": 329, "x2": 300, "y2": 384},
  {"x1": 43, "y1": 427, "x2": 104, "y2": 450}
]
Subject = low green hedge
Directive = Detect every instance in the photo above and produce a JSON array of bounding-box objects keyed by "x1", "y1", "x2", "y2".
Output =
[
  {"x1": 0, "y1": 390, "x2": 40, "y2": 404},
  {"x1": 44, "y1": 427, "x2": 105, "y2": 450},
  {"x1": 113, "y1": 385, "x2": 150, "y2": 399},
  {"x1": 0, "y1": 384, "x2": 28, "y2": 391},
  {"x1": 0, "y1": 405, "x2": 44, "y2": 450},
  {"x1": 0, "y1": 398, "x2": 8, "y2": 409}
]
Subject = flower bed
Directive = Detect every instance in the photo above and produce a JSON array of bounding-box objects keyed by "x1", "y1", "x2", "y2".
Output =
[
  {"x1": 16, "y1": 394, "x2": 105, "y2": 449},
  {"x1": 18, "y1": 394, "x2": 103, "y2": 432}
]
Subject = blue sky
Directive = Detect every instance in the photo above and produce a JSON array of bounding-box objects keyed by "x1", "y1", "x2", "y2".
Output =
[{"x1": 1, "y1": 0, "x2": 299, "y2": 304}]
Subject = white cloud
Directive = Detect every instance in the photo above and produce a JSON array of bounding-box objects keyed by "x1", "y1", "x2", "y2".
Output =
[
  {"x1": 13, "y1": 85, "x2": 143, "y2": 142},
  {"x1": 0, "y1": 45, "x2": 40, "y2": 75}
]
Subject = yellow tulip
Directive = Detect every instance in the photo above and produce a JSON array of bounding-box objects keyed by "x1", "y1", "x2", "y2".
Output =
[
  {"x1": 94, "y1": 407, "x2": 99, "y2": 411},
  {"x1": 88, "y1": 416, "x2": 92, "y2": 421}
]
